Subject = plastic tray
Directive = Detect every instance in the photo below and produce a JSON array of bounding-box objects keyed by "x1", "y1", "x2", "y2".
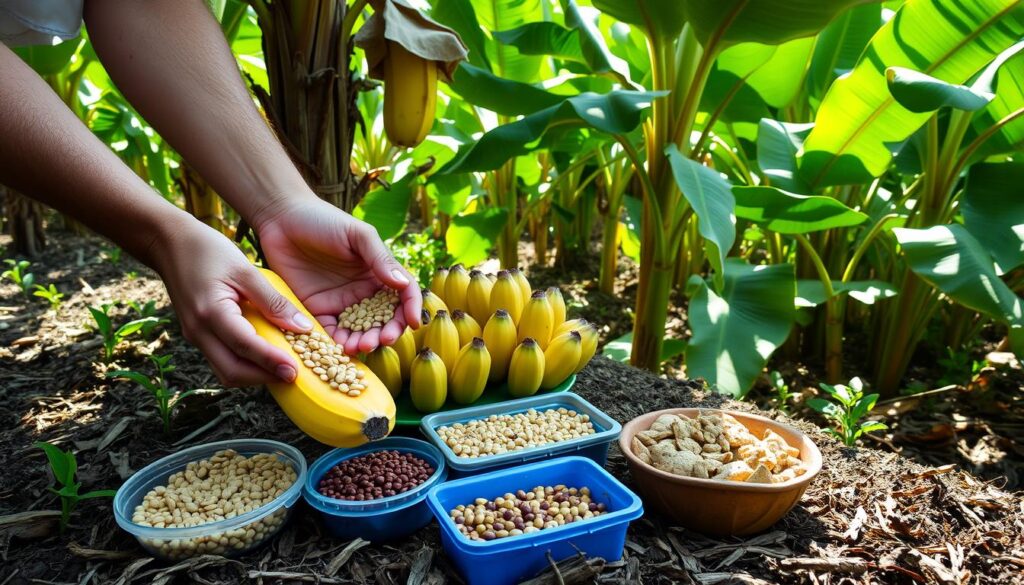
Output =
[
  {"x1": 425, "y1": 456, "x2": 643, "y2": 585},
  {"x1": 394, "y1": 374, "x2": 575, "y2": 426},
  {"x1": 420, "y1": 392, "x2": 620, "y2": 477},
  {"x1": 303, "y1": 437, "x2": 447, "y2": 542},
  {"x1": 113, "y1": 439, "x2": 307, "y2": 560}
]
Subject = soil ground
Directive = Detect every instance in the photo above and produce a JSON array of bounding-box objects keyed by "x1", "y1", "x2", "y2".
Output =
[{"x1": 1, "y1": 233, "x2": 1022, "y2": 585}]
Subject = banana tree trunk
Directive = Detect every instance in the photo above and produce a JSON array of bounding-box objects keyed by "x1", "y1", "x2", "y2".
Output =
[
  {"x1": 2, "y1": 186, "x2": 46, "y2": 257},
  {"x1": 178, "y1": 163, "x2": 232, "y2": 236}
]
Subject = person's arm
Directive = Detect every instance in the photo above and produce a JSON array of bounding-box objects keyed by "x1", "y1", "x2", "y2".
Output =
[
  {"x1": 83, "y1": 0, "x2": 422, "y2": 354},
  {"x1": 0, "y1": 42, "x2": 310, "y2": 386}
]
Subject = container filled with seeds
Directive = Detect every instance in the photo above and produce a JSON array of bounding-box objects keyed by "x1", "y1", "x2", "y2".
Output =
[
  {"x1": 420, "y1": 393, "x2": 620, "y2": 477},
  {"x1": 303, "y1": 437, "x2": 447, "y2": 542},
  {"x1": 113, "y1": 439, "x2": 306, "y2": 560},
  {"x1": 426, "y1": 456, "x2": 643, "y2": 585}
]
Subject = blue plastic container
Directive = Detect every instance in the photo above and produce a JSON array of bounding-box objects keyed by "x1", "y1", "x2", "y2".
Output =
[
  {"x1": 426, "y1": 456, "x2": 643, "y2": 585},
  {"x1": 420, "y1": 392, "x2": 621, "y2": 477},
  {"x1": 303, "y1": 437, "x2": 447, "y2": 542}
]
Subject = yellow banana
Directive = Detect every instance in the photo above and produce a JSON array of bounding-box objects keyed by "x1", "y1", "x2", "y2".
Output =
[
  {"x1": 466, "y1": 269, "x2": 494, "y2": 325},
  {"x1": 489, "y1": 270, "x2": 523, "y2": 324},
  {"x1": 483, "y1": 309, "x2": 517, "y2": 382},
  {"x1": 429, "y1": 267, "x2": 448, "y2": 302},
  {"x1": 486, "y1": 273, "x2": 497, "y2": 283},
  {"x1": 412, "y1": 309, "x2": 431, "y2": 350},
  {"x1": 553, "y1": 318, "x2": 589, "y2": 339},
  {"x1": 507, "y1": 338, "x2": 545, "y2": 398},
  {"x1": 546, "y1": 287, "x2": 566, "y2": 331},
  {"x1": 365, "y1": 345, "x2": 403, "y2": 398},
  {"x1": 382, "y1": 41, "x2": 437, "y2": 148},
  {"x1": 518, "y1": 290, "x2": 554, "y2": 349},
  {"x1": 450, "y1": 337, "x2": 491, "y2": 404},
  {"x1": 409, "y1": 348, "x2": 447, "y2": 413},
  {"x1": 424, "y1": 309, "x2": 459, "y2": 375},
  {"x1": 509, "y1": 268, "x2": 532, "y2": 302},
  {"x1": 541, "y1": 330, "x2": 582, "y2": 390},
  {"x1": 451, "y1": 309, "x2": 482, "y2": 348},
  {"x1": 444, "y1": 263, "x2": 470, "y2": 312},
  {"x1": 575, "y1": 323, "x2": 599, "y2": 374},
  {"x1": 422, "y1": 288, "x2": 449, "y2": 319},
  {"x1": 393, "y1": 326, "x2": 417, "y2": 380}
]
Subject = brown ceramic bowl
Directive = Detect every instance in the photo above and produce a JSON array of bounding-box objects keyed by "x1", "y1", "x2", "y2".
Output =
[{"x1": 619, "y1": 408, "x2": 822, "y2": 537}]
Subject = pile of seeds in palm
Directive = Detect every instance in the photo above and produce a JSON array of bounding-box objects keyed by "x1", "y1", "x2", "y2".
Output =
[
  {"x1": 283, "y1": 330, "x2": 366, "y2": 396},
  {"x1": 337, "y1": 289, "x2": 399, "y2": 332}
]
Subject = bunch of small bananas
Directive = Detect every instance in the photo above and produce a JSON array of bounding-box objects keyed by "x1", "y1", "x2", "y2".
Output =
[{"x1": 363, "y1": 264, "x2": 599, "y2": 413}]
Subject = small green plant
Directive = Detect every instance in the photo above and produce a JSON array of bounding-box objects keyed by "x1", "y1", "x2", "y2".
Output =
[
  {"x1": 127, "y1": 300, "x2": 168, "y2": 338},
  {"x1": 87, "y1": 303, "x2": 160, "y2": 361},
  {"x1": 33, "y1": 284, "x2": 65, "y2": 310},
  {"x1": 769, "y1": 370, "x2": 792, "y2": 414},
  {"x1": 108, "y1": 354, "x2": 195, "y2": 432},
  {"x1": 389, "y1": 231, "x2": 450, "y2": 286},
  {"x1": 2, "y1": 259, "x2": 35, "y2": 295},
  {"x1": 35, "y1": 441, "x2": 116, "y2": 532},
  {"x1": 808, "y1": 377, "x2": 887, "y2": 447},
  {"x1": 126, "y1": 270, "x2": 138, "y2": 280},
  {"x1": 99, "y1": 246, "x2": 122, "y2": 264},
  {"x1": 936, "y1": 347, "x2": 985, "y2": 387}
]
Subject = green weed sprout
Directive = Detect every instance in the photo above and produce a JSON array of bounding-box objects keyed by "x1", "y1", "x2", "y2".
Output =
[
  {"x1": 35, "y1": 441, "x2": 116, "y2": 532},
  {"x1": 87, "y1": 303, "x2": 160, "y2": 361},
  {"x1": 808, "y1": 377, "x2": 887, "y2": 446},
  {"x1": 2, "y1": 259, "x2": 35, "y2": 296},
  {"x1": 33, "y1": 284, "x2": 64, "y2": 310},
  {"x1": 127, "y1": 300, "x2": 169, "y2": 338},
  {"x1": 107, "y1": 354, "x2": 195, "y2": 433},
  {"x1": 769, "y1": 370, "x2": 791, "y2": 413},
  {"x1": 100, "y1": 246, "x2": 122, "y2": 264}
]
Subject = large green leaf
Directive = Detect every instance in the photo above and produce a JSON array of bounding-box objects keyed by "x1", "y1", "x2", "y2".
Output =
[
  {"x1": 894, "y1": 224, "x2": 1023, "y2": 326},
  {"x1": 745, "y1": 37, "x2": 816, "y2": 109},
  {"x1": 971, "y1": 51, "x2": 1024, "y2": 156},
  {"x1": 447, "y1": 208, "x2": 510, "y2": 266},
  {"x1": 732, "y1": 185, "x2": 867, "y2": 233},
  {"x1": 685, "y1": 260, "x2": 796, "y2": 397},
  {"x1": 14, "y1": 38, "x2": 82, "y2": 75},
  {"x1": 756, "y1": 119, "x2": 813, "y2": 193},
  {"x1": 961, "y1": 162, "x2": 1024, "y2": 275},
  {"x1": 800, "y1": 0, "x2": 1024, "y2": 188},
  {"x1": 602, "y1": 332, "x2": 686, "y2": 363},
  {"x1": 448, "y1": 63, "x2": 565, "y2": 116},
  {"x1": 439, "y1": 91, "x2": 662, "y2": 173},
  {"x1": 807, "y1": 4, "x2": 883, "y2": 101},
  {"x1": 430, "y1": 0, "x2": 493, "y2": 71},
  {"x1": 353, "y1": 172, "x2": 417, "y2": 241},
  {"x1": 886, "y1": 67, "x2": 994, "y2": 113},
  {"x1": 665, "y1": 145, "x2": 736, "y2": 290},
  {"x1": 494, "y1": 22, "x2": 584, "y2": 62},
  {"x1": 681, "y1": 0, "x2": 871, "y2": 49},
  {"x1": 796, "y1": 279, "x2": 898, "y2": 307},
  {"x1": 592, "y1": 0, "x2": 687, "y2": 40},
  {"x1": 474, "y1": 0, "x2": 544, "y2": 82},
  {"x1": 560, "y1": 0, "x2": 630, "y2": 83}
]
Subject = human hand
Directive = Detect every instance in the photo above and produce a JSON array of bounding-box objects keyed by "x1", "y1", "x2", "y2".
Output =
[
  {"x1": 253, "y1": 196, "x2": 423, "y2": 355},
  {"x1": 153, "y1": 218, "x2": 312, "y2": 387}
]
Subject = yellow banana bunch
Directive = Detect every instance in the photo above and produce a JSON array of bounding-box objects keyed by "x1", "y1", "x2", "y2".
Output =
[
  {"x1": 382, "y1": 41, "x2": 437, "y2": 148},
  {"x1": 546, "y1": 287, "x2": 566, "y2": 330},
  {"x1": 450, "y1": 337, "x2": 491, "y2": 404},
  {"x1": 509, "y1": 268, "x2": 532, "y2": 302},
  {"x1": 393, "y1": 327, "x2": 417, "y2": 380},
  {"x1": 444, "y1": 264, "x2": 470, "y2": 312},
  {"x1": 410, "y1": 348, "x2": 447, "y2": 412},
  {"x1": 412, "y1": 309, "x2": 431, "y2": 350},
  {"x1": 490, "y1": 270, "x2": 524, "y2": 324},
  {"x1": 430, "y1": 267, "x2": 448, "y2": 302},
  {"x1": 466, "y1": 270, "x2": 494, "y2": 325},
  {"x1": 541, "y1": 330, "x2": 582, "y2": 390},
  {"x1": 424, "y1": 309, "x2": 460, "y2": 374},
  {"x1": 365, "y1": 345, "x2": 402, "y2": 397},
  {"x1": 507, "y1": 338, "x2": 545, "y2": 397},
  {"x1": 518, "y1": 290, "x2": 553, "y2": 349},
  {"x1": 553, "y1": 318, "x2": 589, "y2": 339},
  {"x1": 422, "y1": 289, "x2": 449, "y2": 319},
  {"x1": 451, "y1": 309, "x2": 482, "y2": 347},
  {"x1": 575, "y1": 324, "x2": 599, "y2": 373},
  {"x1": 483, "y1": 309, "x2": 517, "y2": 382}
]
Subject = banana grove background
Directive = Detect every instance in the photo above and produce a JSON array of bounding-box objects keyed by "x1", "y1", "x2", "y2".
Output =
[{"x1": 4, "y1": 0, "x2": 1024, "y2": 405}]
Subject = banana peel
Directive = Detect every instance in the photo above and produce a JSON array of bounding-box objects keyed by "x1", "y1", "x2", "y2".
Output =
[{"x1": 242, "y1": 268, "x2": 395, "y2": 447}]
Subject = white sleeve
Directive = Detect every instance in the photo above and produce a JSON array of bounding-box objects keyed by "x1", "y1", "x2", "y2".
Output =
[{"x1": 0, "y1": 0, "x2": 84, "y2": 47}]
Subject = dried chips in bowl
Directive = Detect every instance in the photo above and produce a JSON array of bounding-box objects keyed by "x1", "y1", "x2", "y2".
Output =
[{"x1": 630, "y1": 411, "x2": 808, "y2": 484}]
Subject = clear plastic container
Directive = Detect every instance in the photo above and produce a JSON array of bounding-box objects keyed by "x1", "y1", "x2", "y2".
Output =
[{"x1": 113, "y1": 439, "x2": 307, "y2": 560}]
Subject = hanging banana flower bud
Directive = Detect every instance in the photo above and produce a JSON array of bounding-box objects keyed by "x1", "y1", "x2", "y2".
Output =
[{"x1": 355, "y1": 0, "x2": 468, "y2": 148}]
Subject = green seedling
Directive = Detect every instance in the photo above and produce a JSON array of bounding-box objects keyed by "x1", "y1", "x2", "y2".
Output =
[
  {"x1": 35, "y1": 441, "x2": 116, "y2": 533},
  {"x1": 107, "y1": 354, "x2": 196, "y2": 433},
  {"x1": 808, "y1": 377, "x2": 887, "y2": 447},
  {"x1": 33, "y1": 284, "x2": 65, "y2": 310},
  {"x1": 87, "y1": 303, "x2": 160, "y2": 361},
  {"x1": 100, "y1": 246, "x2": 122, "y2": 264},
  {"x1": 937, "y1": 347, "x2": 984, "y2": 388},
  {"x1": 127, "y1": 300, "x2": 168, "y2": 338},
  {"x1": 2, "y1": 259, "x2": 35, "y2": 296},
  {"x1": 769, "y1": 370, "x2": 791, "y2": 414}
]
